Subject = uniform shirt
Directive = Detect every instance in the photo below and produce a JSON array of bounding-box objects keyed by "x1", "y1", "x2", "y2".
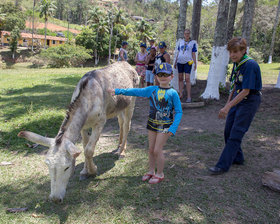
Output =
[
  {"x1": 177, "y1": 40, "x2": 197, "y2": 64},
  {"x1": 115, "y1": 86, "x2": 182, "y2": 135},
  {"x1": 234, "y1": 59, "x2": 262, "y2": 93}
]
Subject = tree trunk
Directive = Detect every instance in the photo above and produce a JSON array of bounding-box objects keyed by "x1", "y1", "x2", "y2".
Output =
[
  {"x1": 191, "y1": 0, "x2": 202, "y2": 42},
  {"x1": 114, "y1": 30, "x2": 119, "y2": 61},
  {"x1": 227, "y1": 0, "x2": 238, "y2": 41},
  {"x1": 190, "y1": 42, "x2": 198, "y2": 85},
  {"x1": 172, "y1": 0, "x2": 188, "y2": 92},
  {"x1": 242, "y1": 0, "x2": 256, "y2": 48},
  {"x1": 32, "y1": 0, "x2": 35, "y2": 52},
  {"x1": 201, "y1": 0, "x2": 230, "y2": 100},
  {"x1": 276, "y1": 71, "x2": 280, "y2": 88},
  {"x1": 190, "y1": 0, "x2": 202, "y2": 85},
  {"x1": 268, "y1": 0, "x2": 280, "y2": 64},
  {"x1": 176, "y1": 0, "x2": 188, "y2": 39},
  {"x1": 44, "y1": 18, "x2": 47, "y2": 49},
  {"x1": 95, "y1": 30, "x2": 99, "y2": 65},
  {"x1": 108, "y1": 22, "x2": 113, "y2": 65}
]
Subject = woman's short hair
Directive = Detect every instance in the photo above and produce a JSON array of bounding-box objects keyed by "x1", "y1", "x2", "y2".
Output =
[{"x1": 227, "y1": 37, "x2": 247, "y2": 51}]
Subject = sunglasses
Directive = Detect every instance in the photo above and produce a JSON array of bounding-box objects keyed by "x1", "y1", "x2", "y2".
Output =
[{"x1": 156, "y1": 73, "x2": 171, "y2": 77}]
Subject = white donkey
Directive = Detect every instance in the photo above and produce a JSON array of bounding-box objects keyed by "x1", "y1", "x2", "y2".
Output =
[{"x1": 18, "y1": 62, "x2": 139, "y2": 203}]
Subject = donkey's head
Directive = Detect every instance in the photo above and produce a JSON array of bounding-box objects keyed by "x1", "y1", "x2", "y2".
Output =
[{"x1": 18, "y1": 131, "x2": 81, "y2": 203}]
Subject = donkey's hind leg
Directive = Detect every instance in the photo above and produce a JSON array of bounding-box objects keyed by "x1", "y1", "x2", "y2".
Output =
[
  {"x1": 116, "y1": 102, "x2": 135, "y2": 157},
  {"x1": 112, "y1": 112, "x2": 125, "y2": 155}
]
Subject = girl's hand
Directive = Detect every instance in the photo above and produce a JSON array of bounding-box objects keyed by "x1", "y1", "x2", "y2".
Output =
[
  {"x1": 108, "y1": 89, "x2": 115, "y2": 96},
  {"x1": 167, "y1": 132, "x2": 173, "y2": 137}
]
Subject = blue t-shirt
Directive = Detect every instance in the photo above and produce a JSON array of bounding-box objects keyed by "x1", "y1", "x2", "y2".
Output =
[
  {"x1": 234, "y1": 59, "x2": 262, "y2": 93},
  {"x1": 115, "y1": 86, "x2": 182, "y2": 135}
]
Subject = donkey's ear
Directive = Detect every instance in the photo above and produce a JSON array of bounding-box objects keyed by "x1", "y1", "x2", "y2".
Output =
[
  {"x1": 18, "y1": 131, "x2": 54, "y2": 147},
  {"x1": 65, "y1": 141, "x2": 81, "y2": 158}
]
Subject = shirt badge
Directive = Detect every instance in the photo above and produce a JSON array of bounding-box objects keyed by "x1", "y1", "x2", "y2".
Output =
[
  {"x1": 157, "y1": 89, "x2": 166, "y2": 101},
  {"x1": 238, "y1": 74, "x2": 243, "y2": 82}
]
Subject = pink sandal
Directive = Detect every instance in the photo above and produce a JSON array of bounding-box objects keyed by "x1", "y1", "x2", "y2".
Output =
[
  {"x1": 148, "y1": 175, "x2": 164, "y2": 184},
  {"x1": 142, "y1": 173, "x2": 154, "y2": 182}
]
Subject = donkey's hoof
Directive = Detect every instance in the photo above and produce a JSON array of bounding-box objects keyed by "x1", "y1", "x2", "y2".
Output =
[
  {"x1": 119, "y1": 154, "x2": 125, "y2": 159},
  {"x1": 79, "y1": 174, "x2": 96, "y2": 181}
]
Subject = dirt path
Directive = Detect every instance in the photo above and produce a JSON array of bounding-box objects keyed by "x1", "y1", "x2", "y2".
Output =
[{"x1": 25, "y1": 21, "x2": 81, "y2": 34}]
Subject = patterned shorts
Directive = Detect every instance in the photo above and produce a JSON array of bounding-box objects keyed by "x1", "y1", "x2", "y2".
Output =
[
  {"x1": 136, "y1": 65, "x2": 146, "y2": 78},
  {"x1": 146, "y1": 118, "x2": 172, "y2": 133}
]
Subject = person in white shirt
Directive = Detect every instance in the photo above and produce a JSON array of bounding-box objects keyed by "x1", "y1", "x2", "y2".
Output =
[{"x1": 174, "y1": 29, "x2": 197, "y2": 102}]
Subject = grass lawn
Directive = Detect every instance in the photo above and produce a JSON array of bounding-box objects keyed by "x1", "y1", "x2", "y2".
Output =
[
  {"x1": 0, "y1": 63, "x2": 280, "y2": 223},
  {"x1": 197, "y1": 63, "x2": 280, "y2": 84}
]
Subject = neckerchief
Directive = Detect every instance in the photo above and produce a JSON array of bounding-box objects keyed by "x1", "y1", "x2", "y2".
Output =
[
  {"x1": 230, "y1": 54, "x2": 252, "y2": 92},
  {"x1": 183, "y1": 40, "x2": 191, "y2": 54}
]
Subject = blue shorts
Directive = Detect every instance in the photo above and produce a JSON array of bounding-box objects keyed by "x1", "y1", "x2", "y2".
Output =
[
  {"x1": 177, "y1": 63, "x2": 192, "y2": 74},
  {"x1": 146, "y1": 70, "x2": 154, "y2": 83}
]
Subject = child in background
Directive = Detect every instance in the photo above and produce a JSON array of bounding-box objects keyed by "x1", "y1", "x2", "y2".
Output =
[
  {"x1": 118, "y1": 41, "x2": 128, "y2": 61},
  {"x1": 135, "y1": 43, "x2": 148, "y2": 87},
  {"x1": 145, "y1": 46, "x2": 156, "y2": 86},
  {"x1": 108, "y1": 63, "x2": 182, "y2": 184}
]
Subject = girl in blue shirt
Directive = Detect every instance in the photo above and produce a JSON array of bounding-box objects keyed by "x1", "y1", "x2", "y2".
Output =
[{"x1": 108, "y1": 63, "x2": 182, "y2": 184}]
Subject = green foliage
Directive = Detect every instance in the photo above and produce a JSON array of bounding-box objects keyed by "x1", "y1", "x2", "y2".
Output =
[
  {"x1": 9, "y1": 26, "x2": 20, "y2": 58},
  {"x1": 75, "y1": 27, "x2": 97, "y2": 51},
  {"x1": 248, "y1": 47, "x2": 264, "y2": 64},
  {"x1": 198, "y1": 39, "x2": 213, "y2": 64},
  {"x1": 0, "y1": 2, "x2": 26, "y2": 31},
  {"x1": 39, "y1": 44, "x2": 92, "y2": 68}
]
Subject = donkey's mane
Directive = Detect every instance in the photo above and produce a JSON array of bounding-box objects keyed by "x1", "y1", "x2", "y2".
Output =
[{"x1": 55, "y1": 75, "x2": 91, "y2": 145}]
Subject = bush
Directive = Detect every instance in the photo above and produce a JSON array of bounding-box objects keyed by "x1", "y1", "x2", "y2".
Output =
[
  {"x1": 39, "y1": 44, "x2": 92, "y2": 68},
  {"x1": 30, "y1": 55, "x2": 47, "y2": 68}
]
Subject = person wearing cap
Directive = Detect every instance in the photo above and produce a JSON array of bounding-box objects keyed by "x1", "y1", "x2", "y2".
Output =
[
  {"x1": 147, "y1": 39, "x2": 156, "y2": 54},
  {"x1": 135, "y1": 43, "x2": 148, "y2": 87},
  {"x1": 145, "y1": 46, "x2": 157, "y2": 86},
  {"x1": 174, "y1": 29, "x2": 197, "y2": 102},
  {"x1": 108, "y1": 63, "x2": 182, "y2": 184},
  {"x1": 154, "y1": 41, "x2": 171, "y2": 85},
  {"x1": 208, "y1": 37, "x2": 262, "y2": 175},
  {"x1": 118, "y1": 41, "x2": 128, "y2": 61}
]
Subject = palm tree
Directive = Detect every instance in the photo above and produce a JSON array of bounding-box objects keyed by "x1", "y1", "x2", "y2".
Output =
[
  {"x1": 88, "y1": 7, "x2": 109, "y2": 65},
  {"x1": 32, "y1": 0, "x2": 36, "y2": 52},
  {"x1": 201, "y1": 0, "x2": 230, "y2": 100},
  {"x1": 88, "y1": 6, "x2": 104, "y2": 65},
  {"x1": 113, "y1": 8, "x2": 126, "y2": 60},
  {"x1": 39, "y1": 0, "x2": 56, "y2": 49},
  {"x1": 268, "y1": 0, "x2": 280, "y2": 64},
  {"x1": 136, "y1": 19, "x2": 153, "y2": 42}
]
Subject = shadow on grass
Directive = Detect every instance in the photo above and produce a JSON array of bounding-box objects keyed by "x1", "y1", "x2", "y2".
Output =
[
  {"x1": 1, "y1": 84, "x2": 74, "y2": 121},
  {"x1": 51, "y1": 76, "x2": 82, "y2": 86}
]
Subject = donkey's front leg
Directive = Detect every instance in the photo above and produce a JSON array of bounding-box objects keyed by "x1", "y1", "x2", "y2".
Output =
[{"x1": 80, "y1": 120, "x2": 105, "y2": 181}]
